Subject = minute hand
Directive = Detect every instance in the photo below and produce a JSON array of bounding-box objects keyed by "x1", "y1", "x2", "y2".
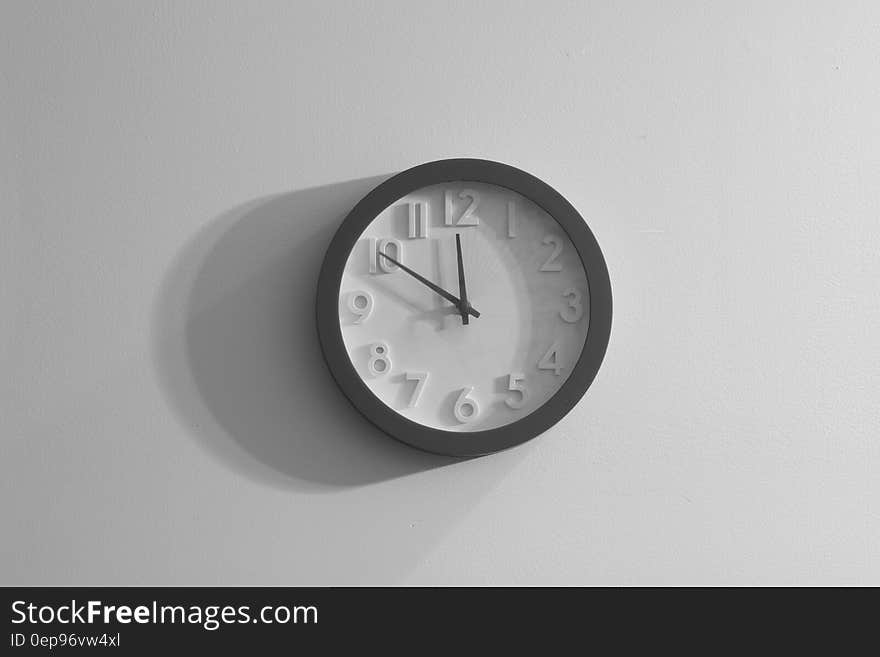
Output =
[{"x1": 378, "y1": 252, "x2": 480, "y2": 319}]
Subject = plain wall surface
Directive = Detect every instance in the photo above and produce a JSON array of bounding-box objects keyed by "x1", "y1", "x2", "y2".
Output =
[{"x1": 2, "y1": 1, "x2": 878, "y2": 585}]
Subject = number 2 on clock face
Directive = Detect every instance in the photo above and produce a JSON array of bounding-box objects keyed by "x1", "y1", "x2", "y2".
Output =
[{"x1": 338, "y1": 180, "x2": 591, "y2": 433}]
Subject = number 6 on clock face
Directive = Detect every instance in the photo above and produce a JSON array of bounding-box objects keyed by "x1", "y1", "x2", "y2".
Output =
[
  {"x1": 319, "y1": 159, "x2": 612, "y2": 456},
  {"x1": 453, "y1": 387, "x2": 480, "y2": 423}
]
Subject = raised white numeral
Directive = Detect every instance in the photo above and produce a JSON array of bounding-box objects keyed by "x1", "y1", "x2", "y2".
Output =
[
  {"x1": 405, "y1": 371, "x2": 429, "y2": 408},
  {"x1": 560, "y1": 288, "x2": 583, "y2": 323},
  {"x1": 453, "y1": 386, "x2": 480, "y2": 423},
  {"x1": 444, "y1": 189, "x2": 480, "y2": 226},
  {"x1": 537, "y1": 341, "x2": 563, "y2": 375},
  {"x1": 539, "y1": 234, "x2": 563, "y2": 272},
  {"x1": 507, "y1": 200, "x2": 517, "y2": 238},
  {"x1": 369, "y1": 237, "x2": 403, "y2": 274},
  {"x1": 367, "y1": 341, "x2": 392, "y2": 377},
  {"x1": 346, "y1": 290, "x2": 374, "y2": 323},
  {"x1": 408, "y1": 201, "x2": 429, "y2": 239},
  {"x1": 505, "y1": 372, "x2": 528, "y2": 409}
]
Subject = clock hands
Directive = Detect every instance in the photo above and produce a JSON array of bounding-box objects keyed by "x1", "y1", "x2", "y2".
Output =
[
  {"x1": 378, "y1": 250, "x2": 480, "y2": 319},
  {"x1": 455, "y1": 233, "x2": 470, "y2": 325}
]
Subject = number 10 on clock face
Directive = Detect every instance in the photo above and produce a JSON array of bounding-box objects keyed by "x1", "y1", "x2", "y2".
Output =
[{"x1": 338, "y1": 181, "x2": 591, "y2": 433}]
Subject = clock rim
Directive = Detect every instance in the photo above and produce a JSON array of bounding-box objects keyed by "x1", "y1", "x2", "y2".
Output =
[{"x1": 316, "y1": 158, "x2": 612, "y2": 457}]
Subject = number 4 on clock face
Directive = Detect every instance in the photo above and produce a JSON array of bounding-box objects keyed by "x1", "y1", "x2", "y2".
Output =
[{"x1": 538, "y1": 341, "x2": 564, "y2": 376}]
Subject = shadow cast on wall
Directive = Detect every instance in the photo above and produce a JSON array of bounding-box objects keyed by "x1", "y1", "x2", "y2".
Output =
[{"x1": 152, "y1": 177, "x2": 458, "y2": 491}]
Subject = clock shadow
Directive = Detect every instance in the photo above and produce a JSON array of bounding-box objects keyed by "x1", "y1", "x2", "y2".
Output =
[{"x1": 151, "y1": 176, "x2": 468, "y2": 491}]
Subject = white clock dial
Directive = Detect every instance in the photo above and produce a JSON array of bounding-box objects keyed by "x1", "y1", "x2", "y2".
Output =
[{"x1": 337, "y1": 182, "x2": 590, "y2": 432}]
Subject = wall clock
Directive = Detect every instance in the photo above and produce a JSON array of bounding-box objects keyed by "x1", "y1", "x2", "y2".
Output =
[{"x1": 316, "y1": 159, "x2": 612, "y2": 457}]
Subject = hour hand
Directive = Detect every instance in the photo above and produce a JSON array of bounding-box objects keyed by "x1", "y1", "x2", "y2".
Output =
[
  {"x1": 455, "y1": 233, "x2": 470, "y2": 325},
  {"x1": 378, "y1": 251, "x2": 480, "y2": 319}
]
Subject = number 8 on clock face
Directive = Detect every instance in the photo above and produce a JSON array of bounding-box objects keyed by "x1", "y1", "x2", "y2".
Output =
[{"x1": 317, "y1": 159, "x2": 612, "y2": 456}]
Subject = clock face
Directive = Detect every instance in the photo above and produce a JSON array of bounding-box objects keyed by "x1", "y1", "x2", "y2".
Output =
[
  {"x1": 338, "y1": 182, "x2": 589, "y2": 432},
  {"x1": 316, "y1": 159, "x2": 611, "y2": 456}
]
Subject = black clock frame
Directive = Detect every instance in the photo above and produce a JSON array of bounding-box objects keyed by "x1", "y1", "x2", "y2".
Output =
[{"x1": 316, "y1": 158, "x2": 612, "y2": 457}]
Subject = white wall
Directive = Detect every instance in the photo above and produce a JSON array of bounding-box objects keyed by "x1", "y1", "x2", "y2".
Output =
[{"x1": 2, "y1": 1, "x2": 878, "y2": 585}]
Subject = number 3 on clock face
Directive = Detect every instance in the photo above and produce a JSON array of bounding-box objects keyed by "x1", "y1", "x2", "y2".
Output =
[{"x1": 316, "y1": 159, "x2": 612, "y2": 456}]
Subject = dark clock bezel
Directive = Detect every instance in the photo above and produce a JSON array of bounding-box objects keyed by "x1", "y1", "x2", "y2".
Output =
[{"x1": 316, "y1": 158, "x2": 612, "y2": 457}]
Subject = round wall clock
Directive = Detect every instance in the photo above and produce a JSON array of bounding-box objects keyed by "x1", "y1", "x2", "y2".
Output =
[{"x1": 316, "y1": 159, "x2": 611, "y2": 457}]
